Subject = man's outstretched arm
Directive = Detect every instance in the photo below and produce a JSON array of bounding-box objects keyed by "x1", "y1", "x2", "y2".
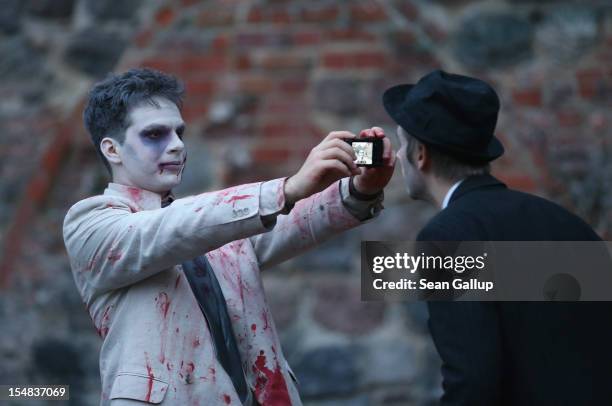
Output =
[
  {"x1": 63, "y1": 181, "x2": 285, "y2": 296},
  {"x1": 63, "y1": 129, "x2": 375, "y2": 296},
  {"x1": 251, "y1": 127, "x2": 395, "y2": 269}
]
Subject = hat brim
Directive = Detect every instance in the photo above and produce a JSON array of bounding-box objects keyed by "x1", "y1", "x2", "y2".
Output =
[{"x1": 382, "y1": 83, "x2": 504, "y2": 162}]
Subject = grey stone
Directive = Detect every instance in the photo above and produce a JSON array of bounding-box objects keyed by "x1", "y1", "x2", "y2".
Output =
[
  {"x1": 29, "y1": 339, "x2": 87, "y2": 406},
  {"x1": 312, "y1": 279, "x2": 386, "y2": 335},
  {"x1": 305, "y1": 395, "x2": 370, "y2": 406},
  {"x1": 0, "y1": 0, "x2": 24, "y2": 34},
  {"x1": 388, "y1": 30, "x2": 437, "y2": 65},
  {"x1": 261, "y1": 277, "x2": 300, "y2": 331},
  {"x1": 294, "y1": 232, "x2": 359, "y2": 272},
  {"x1": 64, "y1": 28, "x2": 127, "y2": 77},
  {"x1": 30, "y1": 338, "x2": 84, "y2": 381},
  {"x1": 313, "y1": 78, "x2": 369, "y2": 117},
  {"x1": 404, "y1": 302, "x2": 430, "y2": 334},
  {"x1": 360, "y1": 340, "x2": 418, "y2": 386},
  {"x1": 85, "y1": 0, "x2": 143, "y2": 22},
  {"x1": 293, "y1": 346, "x2": 360, "y2": 398},
  {"x1": 454, "y1": 12, "x2": 533, "y2": 69},
  {"x1": 27, "y1": 0, "x2": 75, "y2": 19},
  {"x1": 0, "y1": 37, "x2": 47, "y2": 81},
  {"x1": 535, "y1": 6, "x2": 600, "y2": 63},
  {"x1": 172, "y1": 137, "x2": 215, "y2": 197}
]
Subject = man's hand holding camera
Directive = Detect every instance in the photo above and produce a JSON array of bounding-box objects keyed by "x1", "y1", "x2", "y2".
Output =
[
  {"x1": 352, "y1": 126, "x2": 396, "y2": 196},
  {"x1": 284, "y1": 128, "x2": 395, "y2": 205}
]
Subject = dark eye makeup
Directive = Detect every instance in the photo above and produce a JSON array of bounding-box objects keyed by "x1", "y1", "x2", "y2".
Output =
[{"x1": 139, "y1": 124, "x2": 186, "y2": 141}]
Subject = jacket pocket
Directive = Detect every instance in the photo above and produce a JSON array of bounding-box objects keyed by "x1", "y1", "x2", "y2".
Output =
[{"x1": 110, "y1": 372, "x2": 169, "y2": 404}]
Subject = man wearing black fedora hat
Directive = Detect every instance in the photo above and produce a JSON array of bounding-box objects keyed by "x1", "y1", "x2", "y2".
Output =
[{"x1": 383, "y1": 70, "x2": 612, "y2": 405}]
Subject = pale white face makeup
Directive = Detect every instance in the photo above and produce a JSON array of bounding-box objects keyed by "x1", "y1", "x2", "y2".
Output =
[
  {"x1": 101, "y1": 97, "x2": 187, "y2": 194},
  {"x1": 395, "y1": 126, "x2": 429, "y2": 201}
]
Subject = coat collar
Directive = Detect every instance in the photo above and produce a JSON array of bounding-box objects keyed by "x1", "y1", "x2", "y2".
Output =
[
  {"x1": 104, "y1": 183, "x2": 174, "y2": 211},
  {"x1": 447, "y1": 173, "x2": 506, "y2": 206}
]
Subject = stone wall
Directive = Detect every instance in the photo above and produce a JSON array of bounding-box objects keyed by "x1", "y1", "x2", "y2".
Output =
[{"x1": 0, "y1": 0, "x2": 611, "y2": 405}]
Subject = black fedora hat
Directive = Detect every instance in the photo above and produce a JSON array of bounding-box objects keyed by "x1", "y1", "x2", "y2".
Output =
[{"x1": 383, "y1": 70, "x2": 504, "y2": 162}]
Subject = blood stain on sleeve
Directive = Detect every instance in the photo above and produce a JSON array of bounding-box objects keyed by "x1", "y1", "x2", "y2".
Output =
[
  {"x1": 225, "y1": 194, "x2": 254, "y2": 205},
  {"x1": 155, "y1": 292, "x2": 171, "y2": 318},
  {"x1": 96, "y1": 305, "x2": 112, "y2": 338},
  {"x1": 107, "y1": 250, "x2": 122, "y2": 264},
  {"x1": 144, "y1": 352, "x2": 154, "y2": 402},
  {"x1": 223, "y1": 393, "x2": 232, "y2": 404},
  {"x1": 252, "y1": 350, "x2": 291, "y2": 405},
  {"x1": 261, "y1": 311, "x2": 270, "y2": 331}
]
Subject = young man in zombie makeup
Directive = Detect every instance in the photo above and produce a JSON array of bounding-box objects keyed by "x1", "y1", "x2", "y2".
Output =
[{"x1": 63, "y1": 68, "x2": 395, "y2": 405}]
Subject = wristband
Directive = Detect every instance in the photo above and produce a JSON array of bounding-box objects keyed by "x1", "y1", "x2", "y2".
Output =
[{"x1": 349, "y1": 176, "x2": 383, "y2": 201}]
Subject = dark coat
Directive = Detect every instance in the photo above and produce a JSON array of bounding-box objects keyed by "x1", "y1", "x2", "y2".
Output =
[{"x1": 418, "y1": 174, "x2": 612, "y2": 406}]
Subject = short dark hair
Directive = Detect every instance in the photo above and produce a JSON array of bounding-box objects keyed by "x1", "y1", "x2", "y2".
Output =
[
  {"x1": 83, "y1": 68, "x2": 185, "y2": 175},
  {"x1": 404, "y1": 131, "x2": 490, "y2": 182}
]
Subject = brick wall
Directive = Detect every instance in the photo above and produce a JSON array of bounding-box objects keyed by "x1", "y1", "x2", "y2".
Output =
[{"x1": 1, "y1": 0, "x2": 611, "y2": 404}]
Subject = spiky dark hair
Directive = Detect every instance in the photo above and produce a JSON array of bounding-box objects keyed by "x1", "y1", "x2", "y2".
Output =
[{"x1": 83, "y1": 68, "x2": 185, "y2": 175}]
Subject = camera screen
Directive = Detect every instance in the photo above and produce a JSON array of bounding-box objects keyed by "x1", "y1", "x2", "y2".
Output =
[{"x1": 352, "y1": 142, "x2": 374, "y2": 165}]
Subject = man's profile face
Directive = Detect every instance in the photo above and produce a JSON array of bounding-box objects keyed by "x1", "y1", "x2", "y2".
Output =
[
  {"x1": 113, "y1": 97, "x2": 187, "y2": 193},
  {"x1": 395, "y1": 126, "x2": 428, "y2": 201}
]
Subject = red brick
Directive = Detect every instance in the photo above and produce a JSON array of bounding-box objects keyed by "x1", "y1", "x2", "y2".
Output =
[
  {"x1": 350, "y1": 3, "x2": 387, "y2": 22},
  {"x1": 247, "y1": 6, "x2": 264, "y2": 23},
  {"x1": 269, "y1": 8, "x2": 291, "y2": 25},
  {"x1": 141, "y1": 57, "x2": 176, "y2": 73},
  {"x1": 185, "y1": 79, "x2": 215, "y2": 97},
  {"x1": 239, "y1": 76, "x2": 274, "y2": 93},
  {"x1": 292, "y1": 31, "x2": 323, "y2": 46},
  {"x1": 212, "y1": 35, "x2": 230, "y2": 53},
  {"x1": 235, "y1": 31, "x2": 291, "y2": 48},
  {"x1": 248, "y1": 6, "x2": 291, "y2": 24},
  {"x1": 181, "y1": 102, "x2": 208, "y2": 122},
  {"x1": 257, "y1": 54, "x2": 311, "y2": 70},
  {"x1": 235, "y1": 54, "x2": 252, "y2": 70},
  {"x1": 134, "y1": 29, "x2": 153, "y2": 48},
  {"x1": 391, "y1": 31, "x2": 416, "y2": 47},
  {"x1": 155, "y1": 6, "x2": 175, "y2": 27},
  {"x1": 262, "y1": 99, "x2": 308, "y2": 116},
  {"x1": 556, "y1": 110, "x2": 583, "y2": 127},
  {"x1": 198, "y1": 9, "x2": 234, "y2": 27},
  {"x1": 512, "y1": 88, "x2": 542, "y2": 107},
  {"x1": 327, "y1": 29, "x2": 377, "y2": 42},
  {"x1": 498, "y1": 174, "x2": 538, "y2": 192},
  {"x1": 322, "y1": 51, "x2": 387, "y2": 69},
  {"x1": 576, "y1": 68, "x2": 604, "y2": 99},
  {"x1": 299, "y1": 4, "x2": 340, "y2": 23},
  {"x1": 260, "y1": 121, "x2": 303, "y2": 139},
  {"x1": 252, "y1": 146, "x2": 292, "y2": 163},
  {"x1": 399, "y1": 1, "x2": 419, "y2": 20},
  {"x1": 177, "y1": 55, "x2": 227, "y2": 74},
  {"x1": 278, "y1": 78, "x2": 308, "y2": 95}
]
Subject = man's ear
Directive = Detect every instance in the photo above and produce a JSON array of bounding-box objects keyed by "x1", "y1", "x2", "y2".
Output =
[
  {"x1": 415, "y1": 143, "x2": 429, "y2": 171},
  {"x1": 100, "y1": 137, "x2": 122, "y2": 165}
]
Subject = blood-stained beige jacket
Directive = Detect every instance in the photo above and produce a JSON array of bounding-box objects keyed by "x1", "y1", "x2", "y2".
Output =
[{"x1": 63, "y1": 177, "x2": 381, "y2": 405}]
